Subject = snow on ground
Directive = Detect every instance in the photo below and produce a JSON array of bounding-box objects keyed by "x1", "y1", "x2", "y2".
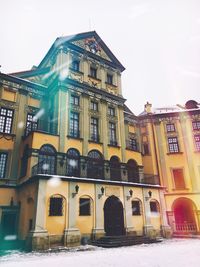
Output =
[{"x1": 1, "y1": 238, "x2": 200, "y2": 267}]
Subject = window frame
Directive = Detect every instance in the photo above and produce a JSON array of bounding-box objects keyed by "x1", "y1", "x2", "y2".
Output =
[
  {"x1": 150, "y1": 201, "x2": 159, "y2": 213},
  {"x1": 49, "y1": 196, "x2": 64, "y2": 216},
  {"x1": 166, "y1": 123, "x2": 175, "y2": 133},
  {"x1": 69, "y1": 112, "x2": 80, "y2": 138},
  {"x1": 71, "y1": 60, "x2": 80, "y2": 72},
  {"x1": 192, "y1": 121, "x2": 200, "y2": 131},
  {"x1": 70, "y1": 95, "x2": 80, "y2": 106},
  {"x1": 90, "y1": 101, "x2": 98, "y2": 111},
  {"x1": 0, "y1": 152, "x2": 8, "y2": 178},
  {"x1": 132, "y1": 200, "x2": 141, "y2": 216},
  {"x1": 90, "y1": 117, "x2": 99, "y2": 142},
  {"x1": 168, "y1": 137, "x2": 179, "y2": 153},
  {"x1": 0, "y1": 108, "x2": 14, "y2": 134},
  {"x1": 172, "y1": 168, "x2": 186, "y2": 189},
  {"x1": 90, "y1": 66, "x2": 97, "y2": 79},
  {"x1": 109, "y1": 122, "x2": 117, "y2": 145},
  {"x1": 194, "y1": 134, "x2": 200, "y2": 151},
  {"x1": 79, "y1": 198, "x2": 91, "y2": 216},
  {"x1": 107, "y1": 73, "x2": 113, "y2": 85},
  {"x1": 108, "y1": 106, "x2": 115, "y2": 116}
]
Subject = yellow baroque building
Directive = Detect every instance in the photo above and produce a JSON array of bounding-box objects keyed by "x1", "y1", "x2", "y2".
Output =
[
  {"x1": 1, "y1": 31, "x2": 199, "y2": 250},
  {"x1": 139, "y1": 101, "x2": 200, "y2": 237}
]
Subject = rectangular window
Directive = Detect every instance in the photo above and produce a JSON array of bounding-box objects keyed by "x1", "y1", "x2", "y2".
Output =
[
  {"x1": 0, "y1": 153, "x2": 7, "y2": 178},
  {"x1": 71, "y1": 60, "x2": 80, "y2": 71},
  {"x1": 173, "y1": 169, "x2": 185, "y2": 189},
  {"x1": 108, "y1": 107, "x2": 115, "y2": 116},
  {"x1": 192, "y1": 121, "x2": 200, "y2": 130},
  {"x1": 90, "y1": 101, "x2": 98, "y2": 111},
  {"x1": 194, "y1": 135, "x2": 200, "y2": 151},
  {"x1": 69, "y1": 112, "x2": 79, "y2": 137},
  {"x1": 107, "y1": 74, "x2": 113, "y2": 85},
  {"x1": 49, "y1": 197, "x2": 63, "y2": 216},
  {"x1": 168, "y1": 137, "x2": 179, "y2": 153},
  {"x1": 0, "y1": 108, "x2": 14, "y2": 134},
  {"x1": 70, "y1": 95, "x2": 79, "y2": 106},
  {"x1": 166, "y1": 123, "x2": 175, "y2": 132},
  {"x1": 129, "y1": 138, "x2": 137, "y2": 151},
  {"x1": 109, "y1": 122, "x2": 117, "y2": 145},
  {"x1": 79, "y1": 198, "x2": 91, "y2": 216},
  {"x1": 132, "y1": 201, "x2": 141, "y2": 215},
  {"x1": 90, "y1": 67, "x2": 97, "y2": 78},
  {"x1": 143, "y1": 143, "x2": 149, "y2": 155},
  {"x1": 25, "y1": 113, "x2": 38, "y2": 136},
  {"x1": 90, "y1": 117, "x2": 99, "y2": 142}
]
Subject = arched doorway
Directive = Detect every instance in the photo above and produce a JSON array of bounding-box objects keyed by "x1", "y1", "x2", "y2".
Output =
[
  {"x1": 172, "y1": 198, "x2": 197, "y2": 234},
  {"x1": 104, "y1": 196, "x2": 125, "y2": 236},
  {"x1": 87, "y1": 150, "x2": 104, "y2": 179}
]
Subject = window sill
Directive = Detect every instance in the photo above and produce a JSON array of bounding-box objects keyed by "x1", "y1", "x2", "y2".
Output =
[
  {"x1": 69, "y1": 68, "x2": 84, "y2": 75},
  {"x1": 88, "y1": 75, "x2": 101, "y2": 82},
  {"x1": 67, "y1": 135, "x2": 83, "y2": 141},
  {"x1": 126, "y1": 147, "x2": 139, "y2": 152},
  {"x1": 105, "y1": 82, "x2": 117, "y2": 88},
  {"x1": 108, "y1": 144, "x2": 121, "y2": 148},
  {"x1": 172, "y1": 188, "x2": 189, "y2": 191},
  {"x1": 88, "y1": 140, "x2": 103, "y2": 145},
  {"x1": 166, "y1": 152, "x2": 183, "y2": 155}
]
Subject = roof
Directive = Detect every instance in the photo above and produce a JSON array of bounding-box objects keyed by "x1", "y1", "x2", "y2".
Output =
[
  {"x1": 139, "y1": 101, "x2": 200, "y2": 117},
  {"x1": 38, "y1": 31, "x2": 125, "y2": 71}
]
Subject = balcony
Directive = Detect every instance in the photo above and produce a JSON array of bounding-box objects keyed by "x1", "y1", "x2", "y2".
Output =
[
  {"x1": 31, "y1": 157, "x2": 160, "y2": 186},
  {"x1": 24, "y1": 120, "x2": 58, "y2": 137},
  {"x1": 141, "y1": 174, "x2": 160, "y2": 185}
]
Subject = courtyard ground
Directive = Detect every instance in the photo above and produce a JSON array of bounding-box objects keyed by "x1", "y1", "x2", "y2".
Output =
[{"x1": 1, "y1": 238, "x2": 200, "y2": 267}]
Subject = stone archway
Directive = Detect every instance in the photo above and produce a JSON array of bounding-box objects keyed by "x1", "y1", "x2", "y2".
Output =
[
  {"x1": 172, "y1": 198, "x2": 197, "y2": 234},
  {"x1": 104, "y1": 196, "x2": 125, "y2": 236}
]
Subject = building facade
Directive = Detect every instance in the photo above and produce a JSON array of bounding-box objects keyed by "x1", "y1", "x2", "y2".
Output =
[
  {"x1": 139, "y1": 101, "x2": 200, "y2": 236},
  {"x1": 2, "y1": 31, "x2": 197, "y2": 250}
]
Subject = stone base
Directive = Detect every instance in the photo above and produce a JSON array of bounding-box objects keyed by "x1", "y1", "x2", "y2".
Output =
[
  {"x1": 143, "y1": 225, "x2": 157, "y2": 239},
  {"x1": 26, "y1": 230, "x2": 49, "y2": 251},
  {"x1": 161, "y1": 225, "x2": 173, "y2": 238},
  {"x1": 64, "y1": 228, "x2": 81, "y2": 247},
  {"x1": 125, "y1": 227, "x2": 137, "y2": 236},
  {"x1": 92, "y1": 228, "x2": 105, "y2": 240}
]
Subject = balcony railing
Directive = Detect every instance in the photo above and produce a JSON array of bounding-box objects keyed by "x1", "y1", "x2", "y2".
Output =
[
  {"x1": 173, "y1": 222, "x2": 197, "y2": 233},
  {"x1": 141, "y1": 174, "x2": 160, "y2": 185},
  {"x1": 24, "y1": 120, "x2": 58, "y2": 137}
]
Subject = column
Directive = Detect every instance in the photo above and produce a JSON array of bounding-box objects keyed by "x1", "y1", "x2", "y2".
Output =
[
  {"x1": 123, "y1": 186, "x2": 134, "y2": 235},
  {"x1": 26, "y1": 179, "x2": 49, "y2": 250},
  {"x1": 159, "y1": 189, "x2": 172, "y2": 238},
  {"x1": 142, "y1": 188, "x2": 155, "y2": 238},
  {"x1": 92, "y1": 184, "x2": 105, "y2": 239},
  {"x1": 64, "y1": 182, "x2": 81, "y2": 246}
]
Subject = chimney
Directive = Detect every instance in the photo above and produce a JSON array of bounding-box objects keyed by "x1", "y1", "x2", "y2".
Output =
[{"x1": 144, "y1": 102, "x2": 152, "y2": 114}]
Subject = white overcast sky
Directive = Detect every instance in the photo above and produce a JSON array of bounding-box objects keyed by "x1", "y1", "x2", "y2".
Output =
[{"x1": 0, "y1": 0, "x2": 200, "y2": 114}]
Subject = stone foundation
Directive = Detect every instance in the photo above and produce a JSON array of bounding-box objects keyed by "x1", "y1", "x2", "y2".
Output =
[
  {"x1": 161, "y1": 225, "x2": 173, "y2": 238},
  {"x1": 143, "y1": 225, "x2": 158, "y2": 239},
  {"x1": 64, "y1": 228, "x2": 81, "y2": 247},
  {"x1": 92, "y1": 228, "x2": 105, "y2": 240},
  {"x1": 26, "y1": 230, "x2": 49, "y2": 251}
]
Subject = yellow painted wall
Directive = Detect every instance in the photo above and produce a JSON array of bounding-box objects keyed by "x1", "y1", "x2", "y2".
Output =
[
  {"x1": 1, "y1": 89, "x2": 17, "y2": 102},
  {"x1": 0, "y1": 139, "x2": 14, "y2": 150},
  {"x1": 32, "y1": 132, "x2": 59, "y2": 150},
  {"x1": 65, "y1": 138, "x2": 83, "y2": 154},
  {"x1": 28, "y1": 97, "x2": 40, "y2": 108},
  {"x1": 0, "y1": 188, "x2": 17, "y2": 205}
]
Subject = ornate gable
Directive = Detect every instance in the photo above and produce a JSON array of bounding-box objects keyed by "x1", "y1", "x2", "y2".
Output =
[{"x1": 71, "y1": 37, "x2": 111, "y2": 62}]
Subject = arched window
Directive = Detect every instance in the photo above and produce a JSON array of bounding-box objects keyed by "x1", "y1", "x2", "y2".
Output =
[
  {"x1": 150, "y1": 200, "x2": 160, "y2": 213},
  {"x1": 49, "y1": 195, "x2": 64, "y2": 216},
  {"x1": 127, "y1": 159, "x2": 139, "y2": 183},
  {"x1": 20, "y1": 144, "x2": 29, "y2": 177},
  {"x1": 110, "y1": 156, "x2": 121, "y2": 181},
  {"x1": 66, "y1": 148, "x2": 80, "y2": 177},
  {"x1": 87, "y1": 150, "x2": 104, "y2": 179},
  {"x1": 38, "y1": 144, "x2": 56, "y2": 175}
]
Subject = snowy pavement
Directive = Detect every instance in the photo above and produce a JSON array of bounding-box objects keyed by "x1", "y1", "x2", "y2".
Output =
[{"x1": 1, "y1": 238, "x2": 200, "y2": 267}]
